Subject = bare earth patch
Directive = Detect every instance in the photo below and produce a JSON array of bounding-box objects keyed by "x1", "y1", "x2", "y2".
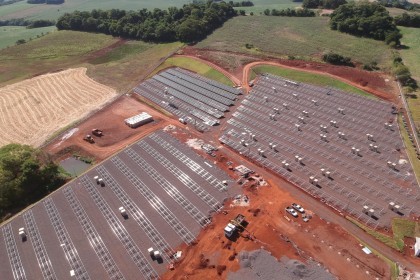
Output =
[{"x1": 0, "y1": 68, "x2": 117, "y2": 147}]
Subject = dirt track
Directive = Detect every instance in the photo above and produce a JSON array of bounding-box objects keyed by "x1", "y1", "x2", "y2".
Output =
[{"x1": 0, "y1": 68, "x2": 116, "y2": 147}]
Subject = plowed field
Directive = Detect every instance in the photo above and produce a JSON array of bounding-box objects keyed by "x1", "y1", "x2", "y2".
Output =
[{"x1": 0, "y1": 67, "x2": 116, "y2": 147}]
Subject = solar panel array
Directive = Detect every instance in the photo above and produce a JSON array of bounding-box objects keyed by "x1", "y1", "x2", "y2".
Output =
[
  {"x1": 0, "y1": 131, "x2": 236, "y2": 280},
  {"x1": 220, "y1": 74, "x2": 419, "y2": 228},
  {"x1": 134, "y1": 68, "x2": 241, "y2": 128}
]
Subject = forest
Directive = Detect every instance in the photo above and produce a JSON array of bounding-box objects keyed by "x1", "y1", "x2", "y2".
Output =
[
  {"x1": 0, "y1": 144, "x2": 67, "y2": 220},
  {"x1": 56, "y1": 2, "x2": 237, "y2": 42},
  {"x1": 330, "y1": 2, "x2": 401, "y2": 46}
]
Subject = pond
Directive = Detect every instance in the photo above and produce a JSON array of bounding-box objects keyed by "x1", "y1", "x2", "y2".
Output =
[{"x1": 60, "y1": 157, "x2": 91, "y2": 177}]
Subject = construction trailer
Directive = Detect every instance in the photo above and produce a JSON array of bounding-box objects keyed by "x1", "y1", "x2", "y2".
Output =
[
  {"x1": 124, "y1": 112, "x2": 153, "y2": 128},
  {"x1": 224, "y1": 214, "x2": 245, "y2": 237},
  {"x1": 415, "y1": 237, "x2": 420, "y2": 257}
]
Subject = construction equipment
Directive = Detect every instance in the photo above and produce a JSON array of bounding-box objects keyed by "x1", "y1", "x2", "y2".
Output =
[
  {"x1": 224, "y1": 214, "x2": 246, "y2": 237},
  {"x1": 83, "y1": 134, "x2": 95, "y2": 143},
  {"x1": 91, "y1": 129, "x2": 103, "y2": 137}
]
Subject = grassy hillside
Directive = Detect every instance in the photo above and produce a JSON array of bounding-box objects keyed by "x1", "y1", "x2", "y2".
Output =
[
  {"x1": 399, "y1": 27, "x2": 420, "y2": 129},
  {"x1": 196, "y1": 16, "x2": 391, "y2": 66},
  {"x1": 251, "y1": 65, "x2": 374, "y2": 98},
  {"x1": 233, "y1": 0, "x2": 300, "y2": 14},
  {"x1": 0, "y1": 0, "x2": 189, "y2": 20},
  {"x1": 0, "y1": 30, "x2": 182, "y2": 92},
  {"x1": 0, "y1": 25, "x2": 56, "y2": 49}
]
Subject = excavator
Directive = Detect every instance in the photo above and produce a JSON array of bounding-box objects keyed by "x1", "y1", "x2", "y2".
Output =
[{"x1": 83, "y1": 134, "x2": 95, "y2": 143}]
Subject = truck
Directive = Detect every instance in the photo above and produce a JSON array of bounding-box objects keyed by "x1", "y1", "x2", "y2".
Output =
[{"x1": 224, "y1": 214, "x2": 245, "y2": 238}]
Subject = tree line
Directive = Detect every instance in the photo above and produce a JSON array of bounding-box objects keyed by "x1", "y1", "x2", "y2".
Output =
[
  {"x1": 56, "y1": 2, "x2": 236, "y2": 42},
  {"x1": 0, "y1": 18, "x2": 55, "y2": 28},
  {"x1": 394, "y1": 12, "x2": 420, "y2": 27},
  {"x1": 229, "y1": 1, "x2": 254, "y2": 7},
  {"x1": 303, "y1": 0, "x2": 347, "y2": 9},
  {"x1": 28, "y1": 0, "x2": 64, "y2": 4},
  {"x1": 0, "y1": 0, "x2": 23, "y2": 6},
  {"x1": 330, "y1": 2, "x2": 402, "y2": 47},
  {"x1": 263, "y1": 8, "x2": 315, "y2": 16},
  {"x1": 0, "y1": 144, "x2": 68, "y2": 220}
]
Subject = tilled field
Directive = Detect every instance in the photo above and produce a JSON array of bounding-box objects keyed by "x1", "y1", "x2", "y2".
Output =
[{"x1": 0, "y1": 68, "x2": 116, "y2": 147}]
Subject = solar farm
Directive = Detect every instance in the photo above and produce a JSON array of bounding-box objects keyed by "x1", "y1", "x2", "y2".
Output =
[
  {"x1": 220, "y1": 74, "x2": 419, "y2": 228},
  {"x1": 134, "y1": 68, "x2": 241, "y2": 131},
  {"x1": 0, "y1": 131, "x2": 239, "y2": 280}
]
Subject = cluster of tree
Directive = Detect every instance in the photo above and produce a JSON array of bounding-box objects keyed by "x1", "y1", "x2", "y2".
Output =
[
  {"x1": 229, "y1": 1, "x2": 254, "y2": 7},
  {"x1": 376, "y1": 0, "x2": 420, "y2": 11},
  {"x1": 392, "y1": 52, "x2": 418, "y2": 92},
  {"x1": 56, "y1": 2, "x2": 236, "y2": 42},
  {"x1": 330, "y1": 2, "x2": 402, "y2": 46},
  {"x1": 322, "y1": 52, "x2": 354, "y2": 66},
  {"x1": 302, "y1": 0, "x2": 347, "y2": 9},
  {"x1": 263, "y1": 8, "x2": 315, "y2": 16},
  {"x1": 0, "y1": 0, "x2": 23, "y2": 7},
  {"x1": 0, "y1": 144, "x2": 68, "y2": 219},
  {"x1": 27, "y1": 0, "x2": 64, "y2": 4},
  {"x1": 394, "y1": 12, "x2": 420, "y2": 27},
  {"x1": 0, "y1": 18, "x2": 55, "y2": 28}
]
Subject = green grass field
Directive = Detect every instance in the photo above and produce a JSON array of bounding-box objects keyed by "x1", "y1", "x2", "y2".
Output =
[
  {"x1": 0, "y1": 30, "x2": 183, "y2": 92},
  {"x1": 398, "y1": 116, "x2": 420, "y2": 182},
  {"x1": 399, "y1": 27, "x2": 420, "y2": 130},
  {"x1": 0, "y1": 25, "x2": 56, "y2": 50},
  {"x1": 251, "y1": 65, "x2": 375, "y2": 98},
  {"x1": 233, "y1": 0, "x2": 300, "y2": 14},
  {"x1": 151, "y1": 56, "x2": 234, "y2": 86},
  {"x1": 0, "y1": 0, "x2": 190, "y2": 20},
  {"x1": 197, "y1": 16, "x2": 391, "y2": 66}
]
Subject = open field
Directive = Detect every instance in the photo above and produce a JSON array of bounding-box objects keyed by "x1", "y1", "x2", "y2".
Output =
[
  {"x1": 398, "y1": 116, "x2": 420, "y2": 183},
  {"x1": 151, "y1": 56, "x2": 234, "y2": 86},
  {"x1": 0, "y1": 0, "x2": 189, "y2": 20},
  {"x1": 250, "y1": 65, "x2": 374, "y2": 98},
  {"x1": 233, "y1": 0, "x2": 300, "y2": 14},
  {"x1": 0, "y1": 25, "x2": 56, "y2": 50},
  {"x1": 0, "y1": 30, "x2": 183, "y2": 92},
  {"x1": 399, "y1": 27, "x2": 420, "y2": 130},
  {"x1": 0, "y1": 68, "x2": 116, "y2": 147},
  {"x1": 196, "y1": 16, "x2": 391, "y2": 66}
]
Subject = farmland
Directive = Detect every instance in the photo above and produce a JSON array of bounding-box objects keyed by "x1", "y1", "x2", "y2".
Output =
[
  {"x1": 196, "y1": 16, "x2": 392, "y2": 67},
  {"x1": 232, "y1": 0, "x2": 300, "y2": 14},
  {"x1": 0, "y1": 0, "x2": 190, "y2": 20},
  {"x1": 0, "y1": 30, "x2": 183, "y2": 92},
  {"x1": 0, "y1": 25, "x2": 56, "y2": 50},
  {"x1": 0, "y1": 68, "x2": 116, "y2": 147}
]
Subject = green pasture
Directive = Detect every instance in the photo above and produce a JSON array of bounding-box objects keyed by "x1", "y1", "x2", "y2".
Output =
[{"x1": 0, "y1": 25, "x2": 56, "y2": 50}]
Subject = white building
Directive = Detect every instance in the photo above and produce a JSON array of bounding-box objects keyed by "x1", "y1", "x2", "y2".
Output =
[{"x1": 124, "y1": 112, "x2": 153, "y2": 128}]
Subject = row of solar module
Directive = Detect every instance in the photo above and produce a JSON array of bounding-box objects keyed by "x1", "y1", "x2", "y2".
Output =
[
  {"x1": 153, "y1": 75, "x2": 229, "y2": 112},
  {"x1": 258, "y1": 78, "x2": 391, "y2": 120},
  {"x1": 238, "y1": 102, "x2": 398, "y2": 159},
  {"x1": 165, "y1": 69, "x2": 237, "y2": 101},
  {"x1": 159, "y1": 71, "x2": 234, "y2": 106},
  {"x1": 248, "y1": 88, "x2": 398, "y2": 146},
  {"x1": 226, "y1": 127, "x2": 387, "y2": 217},
  {"x1": 2, "y1": 224, "x2": 26, "y2": 280},
  {"x1": 123, "y1": 148, "x2": 211, "y2": 228},
  {"x1": 149, "y1": 133, "x2": 228, "y2": 193},
  {"x1": 174, "y1": 68, "x2": 241, "y2": 95},
  {"x1": 218, "y1": 133, "x2": 384, "y2": 223},
  {"x1": 232, "y1": 108, "x2": 409, "y2": 181},
  {"x1": 254, "y1": 83, "x2": 388, "y2": 128},
  {"x1": 264, "y1": 74, "x2": 390, "y2": 112},
  {"x1": 229, "y1": 112, "x2": 412, "y2": 189},
  {"x1": 133, "y1": 85, "x2": 213, "y2": 129},
  {"x1": 137, "y1": 81, "x2": 220, "y2": 126},
  {"x1": 63, "y1": 187, "x2": 126, "y2": 280},
  {"x1": 148, "y1": 79, "x2": 224, "y2": 119},
  {"x1": 137, "y1": 140, "x2": 223, "y2": 212},
  {"x1": 245, "y1": 91, "x2": 399, "y2": 148},
  {"x1": 79, "y1": 175, "x2": 160, "y2": 280},
  {"x1": 256, "y1": 80, "x2": 388, "y2": 123}
]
